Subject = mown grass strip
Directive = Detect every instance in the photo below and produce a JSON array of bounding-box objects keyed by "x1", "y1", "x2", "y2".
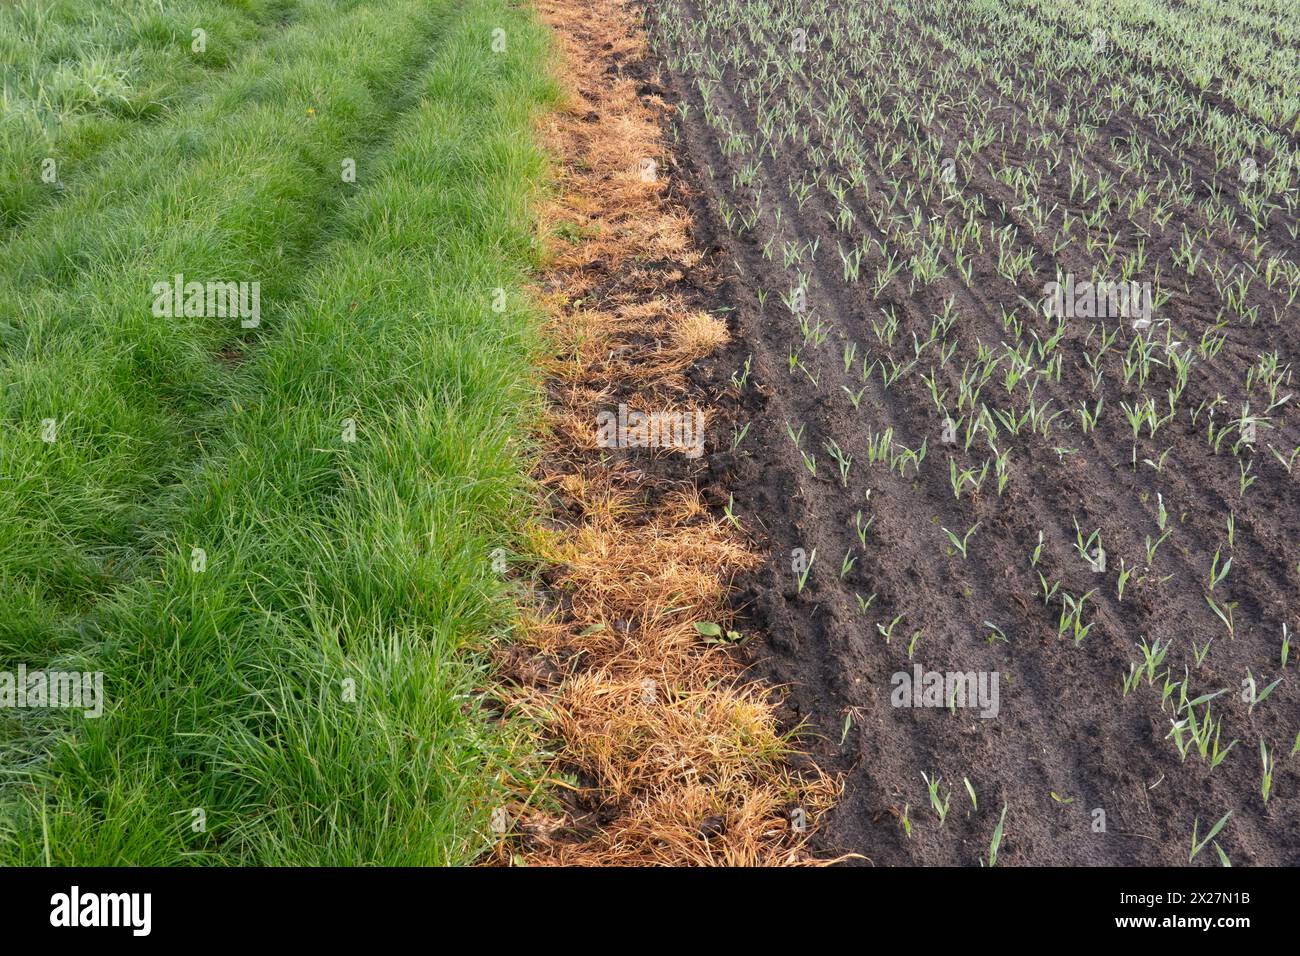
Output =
[{"x1": 0, "y1": 0, "x2": 558, "y2": 865}]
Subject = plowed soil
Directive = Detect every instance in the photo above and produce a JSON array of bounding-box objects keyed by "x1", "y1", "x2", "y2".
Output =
[{"x1": 642, "y1": 0, "x2": 1300, "y2": 865}]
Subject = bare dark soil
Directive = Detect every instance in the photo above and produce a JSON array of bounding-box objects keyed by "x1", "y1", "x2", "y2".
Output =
[{"x1": 641, "y1": 2, "x2": 1300, "y2": 865}]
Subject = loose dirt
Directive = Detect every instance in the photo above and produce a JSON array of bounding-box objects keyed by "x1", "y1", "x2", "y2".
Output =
[{"x1": 643, "y1": 0, "x2": 1300, "y2": 865}]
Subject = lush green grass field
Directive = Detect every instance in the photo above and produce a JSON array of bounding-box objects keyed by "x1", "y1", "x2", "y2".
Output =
[{"x1": 0, "y1": 0, "x2": 558, "y2": 864}]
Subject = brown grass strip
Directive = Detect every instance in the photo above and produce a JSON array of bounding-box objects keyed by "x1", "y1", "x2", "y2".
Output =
[{"x1": 486, "y1": 0, "x2": 839, "y2": 866}]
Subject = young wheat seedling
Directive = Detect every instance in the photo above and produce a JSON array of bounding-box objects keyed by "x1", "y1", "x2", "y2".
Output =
[
  {"x1": 922, "y1": 772, "x2": 951, "y2": 825},
  {"x1": 1260, "y1": 740, "x2": 1274, "y2": 805},
  {"x1": 984, "y1": 803, "x2": 1009, "y2": 867},
  {"x1": 1189, "y1": 811, "x2": 1231, "y2": 862},
  {"x1": 942, "y1": 521, "x2": 980, "y2": 560}
]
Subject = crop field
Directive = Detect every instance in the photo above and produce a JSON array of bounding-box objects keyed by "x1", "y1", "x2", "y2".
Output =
[{"x1": 643, "y1": 0, "x2": 1300, "y2": 864}]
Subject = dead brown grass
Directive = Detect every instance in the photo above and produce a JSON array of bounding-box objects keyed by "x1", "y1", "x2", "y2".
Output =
[{"x1": 489, "y1": 0, "x2": 838, "y2": 866}]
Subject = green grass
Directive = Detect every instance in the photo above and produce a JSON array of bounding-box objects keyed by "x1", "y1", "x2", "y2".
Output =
[
  {"x1": 0, "y1": 0, "x2": 311, "y2": 231},
  {"x1": 0, "y1": 0, "x2": 560, "y2": 864},
  {"x1": 1, "y1": 0, "x2": 453, "y2": 621}
]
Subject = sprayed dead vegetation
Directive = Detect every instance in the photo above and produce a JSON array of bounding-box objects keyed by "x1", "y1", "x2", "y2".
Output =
[{"x1": 487, "y1": 0, "x2": 838, "y2": 866}]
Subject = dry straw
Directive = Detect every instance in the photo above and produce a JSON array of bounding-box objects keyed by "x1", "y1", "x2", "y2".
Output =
[{"x1": 488, "y1": 0, "x2": 840, "y2": 866}]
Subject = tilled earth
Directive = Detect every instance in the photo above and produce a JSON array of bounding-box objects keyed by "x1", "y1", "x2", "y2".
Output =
[{"x1": 640, "y1": 0, "x2": 1300, "y2": 864}]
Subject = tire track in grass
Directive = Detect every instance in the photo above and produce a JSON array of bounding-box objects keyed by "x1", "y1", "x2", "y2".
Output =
[
  {"x1": 0, "y1": 0, "x2": 561, "y2": 866},
  {"x1": 0, "y1": 0, "x2": 452, "y2": 639},
  {"x1": 0, "y1": 0, "x2": 460, "y2": 836}
]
